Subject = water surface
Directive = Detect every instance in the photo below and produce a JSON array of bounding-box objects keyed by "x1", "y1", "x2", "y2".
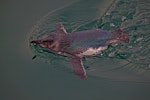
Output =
[{"x1": 1, "y1": 0, "x2": 150, "y2": 100}]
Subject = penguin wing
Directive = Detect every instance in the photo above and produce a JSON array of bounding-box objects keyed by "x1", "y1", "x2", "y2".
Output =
[
  {"x1": 69, "y1": 56, "x2": 86, "y2": 79},
  {"x1": 56, "y1": 22, "x2": 67, "y2": 34}
]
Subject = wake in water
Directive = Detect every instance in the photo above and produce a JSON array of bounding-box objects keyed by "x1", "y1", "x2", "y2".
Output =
[{"x1": 90, "y1": 0, "x2": 150, "y2": 82}]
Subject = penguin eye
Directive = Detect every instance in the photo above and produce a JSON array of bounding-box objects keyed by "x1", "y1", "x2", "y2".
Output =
[{"x1": 43, "y1": 40, "x2": 49, "y2": 42}]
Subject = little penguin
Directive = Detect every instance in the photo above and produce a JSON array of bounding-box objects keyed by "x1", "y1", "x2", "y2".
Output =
[{"x1": 31, "y1": 23, "x2": 129, "y2": 79}]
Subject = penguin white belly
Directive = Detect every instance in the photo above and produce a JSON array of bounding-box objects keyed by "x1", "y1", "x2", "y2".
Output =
[{"x1": 77, "y1": 46, "x2": 108, "y2": 57}]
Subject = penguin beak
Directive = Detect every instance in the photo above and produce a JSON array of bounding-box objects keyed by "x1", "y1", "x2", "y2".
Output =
[{"x1": 30, "y1": 40, "x2": 42, "y2": 44}]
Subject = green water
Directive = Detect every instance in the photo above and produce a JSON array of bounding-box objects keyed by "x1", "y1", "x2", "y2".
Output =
[{"x1": 1, "y1": 0, "x2": 150, "y2": 100}]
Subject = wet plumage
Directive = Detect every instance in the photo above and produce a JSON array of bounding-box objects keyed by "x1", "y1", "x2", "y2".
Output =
[{"x1": 30, "y1": 23, "x2": 129, "y2": 79}]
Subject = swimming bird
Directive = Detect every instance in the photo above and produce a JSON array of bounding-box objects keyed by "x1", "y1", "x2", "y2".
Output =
[{"x1": 31, "y1": 23, "x2": 129, "y2": 79}]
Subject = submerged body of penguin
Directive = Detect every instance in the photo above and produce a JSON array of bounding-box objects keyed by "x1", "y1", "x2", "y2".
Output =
[{"x1": 31, "y1": 23, "x2": 129, "y2": 79}]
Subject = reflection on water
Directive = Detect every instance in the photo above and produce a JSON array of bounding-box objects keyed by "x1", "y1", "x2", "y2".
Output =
[{"x1": 29, "y1": 0, "x2": 150, "y2": 82}]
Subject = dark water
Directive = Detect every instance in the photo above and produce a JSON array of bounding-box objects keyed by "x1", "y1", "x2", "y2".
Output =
[{"x1": 1, "y1": 0, "x2": 150, "y2": 100}]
